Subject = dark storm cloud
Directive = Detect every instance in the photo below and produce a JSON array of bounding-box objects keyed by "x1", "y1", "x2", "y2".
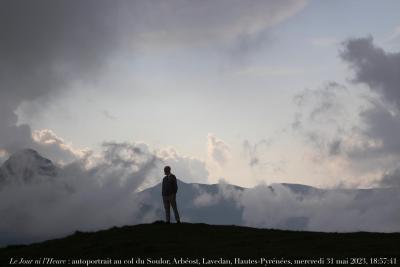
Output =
[
  {"x1": 340, "y1": 37, "x2": 400, "y2": 176},
  {"x1": 341, "y1": 36, "x2": 400, "y2": 108},
  {"x1": 344, "y1": 99, "x2": 400, "y2": 185},
  {"x1": 0, "y1": 0, "x2": 307, "y2": 154},
  {"x1": 355, "y1": 101, "x2": 400, "y2": 155},
  {"x1": 0, "y1": 0, "x2": 123, "y2": 152},
  {"x1": 0, "y1": 0, "x2": 122, "y2": 104},
  {"x1": 341, "y1": 37, "x2": 400, "y2": 153},
  {"x1": 0, "y1": 0, "x2": 306, "y2": 102}
]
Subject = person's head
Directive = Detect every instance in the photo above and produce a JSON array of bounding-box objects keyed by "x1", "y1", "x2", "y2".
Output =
[{"x1": 164, "y1": 166, "x2": 171, "y2": 175}]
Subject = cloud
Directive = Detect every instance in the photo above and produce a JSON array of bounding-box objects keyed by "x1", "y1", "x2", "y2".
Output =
[
  {"x1": 0, "y1": 139, "x2": 211, "y2": 245},
  {"x1": 0, "y1": 150, "x2": 7, "y2": 165},
  {"x1": 124, "y1": 0, "x2": 307, "y2": 49},
  {"x1": 0, "y1": 142, "x2": 159, "y2": 245},
  {"x1": 101, "y1": 110, "x2": 117, "y2": 121},
  {"x1": 85, "y1": 141, "x2": 210, "y2": 188},
  {"x1": 0, "y1": 0, "x2": 308, "y2": 156},
  {"x1": 157, "y1": 147, "x2": 209, "y2": 185},
  {"x1": 338, "y1": 37, "x2": 400, "y2": 175},
  {"x1": 293, "y1": 81, "x2": 348, "y2": 125},
  {"x1": 190, "y1": 180, "x2": 400, "y2": 232},
  {"x1": 193, "y1": 186, "x2": 221, "y2": 208},
  {"x1": 207, "y1": 134, "x2": 231, "y2": 167},
  {"x1": 219, "y1": 0, "x2": 307, "y2": 64},
  {"x1": 380, "y1": 168, "x2": 400, "y2": 188},
  {"x1": 0, "y1": 0, "x2": 124, "y2": 153},
  {"x1": 290, "y1": 36, "x2": 400, "y2": 186},
  {"x1": 291, "y1": 82, "x2": 398, "y2": 184},
  {"x1": 292, "y1": 81, "x2": 351, "y2": 159},
  {"x1": 193, "y1": 179, "x2": 243, "y2": 208},
  {"x1": 241, "y1": 184, "x2": 307, "y2": 229},
  {"x1": 0, "y1": 103, "x2": 34, "y2": 153},
  {"x1": 32, "y1": 129, "x2": 90, "y2": 165},
  {"x1": 242, "y1": 139, "x2": 271, "y2": 167},
  {"x1": 341, "y1": 36, "x2": 400, "y2": 109},
  {"x1": 340, "y1": 37, "x2": 400, "y2": 152},
  {"x1": 212, "y1": 182, "x2": 400, "y2": 232},
  {"x1": 349, "y1": 101, "x2": 400, "y2": 157}
]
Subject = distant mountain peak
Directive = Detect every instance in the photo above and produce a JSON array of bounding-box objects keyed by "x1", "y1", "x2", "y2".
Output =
[
  {"x1": 0, "y1": 148, "x2": 57, "y2": 186},
  {"x1": 8, "y1": 148, "x2": 41, "y2": 160}
]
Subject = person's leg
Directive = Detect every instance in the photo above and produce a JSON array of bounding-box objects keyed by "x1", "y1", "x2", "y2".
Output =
[
  {"x1": 170, "y1": 194, "x2": 180, "y2": 223},
  {"x1": 163, "y1": 196, "x2": 171, "y2": 223}
]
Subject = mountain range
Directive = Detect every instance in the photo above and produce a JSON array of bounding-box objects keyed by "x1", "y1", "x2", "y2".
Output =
[
  {"x1": 0, "y1": 149, "x2": 319, "y2": 229},
  {"x1": 0, "y1": 149, "x2": 399, "y2": 247},
  {"x1": 0, "y1": 149, "x2": 57, "y2": 186}
]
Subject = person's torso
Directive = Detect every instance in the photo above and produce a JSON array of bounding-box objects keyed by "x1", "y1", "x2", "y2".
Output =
[{"x1": 162, "y1": 174, "x2": 176, "y2": 195}]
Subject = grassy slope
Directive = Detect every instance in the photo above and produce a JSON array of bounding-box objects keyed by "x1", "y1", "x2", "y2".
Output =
[{"x1": 1, "y1": 221, "x2": 399, "y2": 264}]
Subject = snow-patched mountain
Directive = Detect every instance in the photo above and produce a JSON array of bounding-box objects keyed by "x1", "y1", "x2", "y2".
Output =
[{"x1": 0, "y1": 149, "x2": 57, "y2": 186}]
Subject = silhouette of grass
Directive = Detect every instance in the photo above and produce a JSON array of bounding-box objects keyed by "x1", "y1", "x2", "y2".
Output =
[{"x1": 1, "y1": 221, "x2": 399, "y2": 265}]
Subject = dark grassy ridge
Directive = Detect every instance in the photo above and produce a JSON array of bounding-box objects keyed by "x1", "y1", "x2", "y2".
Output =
[{"x1": 1, "y1": 222, "x2": 399, "y2": 265}]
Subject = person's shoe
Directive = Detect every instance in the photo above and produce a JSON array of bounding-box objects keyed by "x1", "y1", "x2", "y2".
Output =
[
  {"x1": 166, "y1": 221, "x2": 170, "y2": 224},
  {"x1": 177, "y1": 220, "x2": 181, "y2": 224}
]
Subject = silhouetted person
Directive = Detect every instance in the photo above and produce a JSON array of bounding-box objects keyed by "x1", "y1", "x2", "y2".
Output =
[{"x1": 162, "y1": 166, "x2": 180, "y2": 224}]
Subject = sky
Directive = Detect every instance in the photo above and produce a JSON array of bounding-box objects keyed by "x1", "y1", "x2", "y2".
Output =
[{"x1": 2, "y1": 0, "x2": 400, "y2": 189}]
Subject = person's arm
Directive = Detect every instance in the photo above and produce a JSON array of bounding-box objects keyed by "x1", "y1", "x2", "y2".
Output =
[
  {"x1": 162, "y1": 177, "x2": 166, "y2": 196},
  {"x1": 173, "y1": 175, "x2": 178, "y2": 194}
]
